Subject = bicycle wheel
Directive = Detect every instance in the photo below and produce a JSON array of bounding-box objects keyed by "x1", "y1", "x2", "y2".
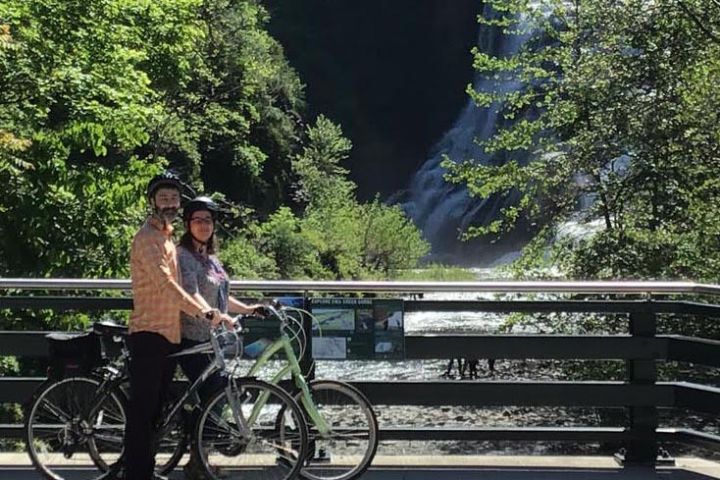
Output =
[
  {"x1": 294, "y1": 380, "x2": 378, "y2": 480},
  {"x1": 193, "y1": 378, "x2": 308, "y2": 480},
  {"x1": 154, "y1": 393, "x2": 188, "y2": 475},
  {"x1": 25, "y1": 376, "x2": 126, "y2": 480}
]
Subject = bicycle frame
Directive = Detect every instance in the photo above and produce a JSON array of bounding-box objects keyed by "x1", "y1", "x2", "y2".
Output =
[
  {"x1": 164, "y1": 334, "x2": 254, "y2": 440},
  {"x1": 245, "y1": 328, "x2": 331, "y2": 435}
]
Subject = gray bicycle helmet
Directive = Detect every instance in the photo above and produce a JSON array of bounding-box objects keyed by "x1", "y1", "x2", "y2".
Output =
[
  {"x1": 183, "y1": 196, "x2": 220, "y2": 222},
  {"x1": 146, "y1": 170, "x2": 182, "y2": 199}
]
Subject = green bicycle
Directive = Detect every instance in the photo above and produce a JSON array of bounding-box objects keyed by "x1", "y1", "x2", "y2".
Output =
[{"x1": 231, "y1": 303, "x2": 379, "y2": 480}]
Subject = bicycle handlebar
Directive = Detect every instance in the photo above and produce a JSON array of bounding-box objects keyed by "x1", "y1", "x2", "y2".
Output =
[{"x1": 208, "y1": 301, "x2": 313, "y2": 362}]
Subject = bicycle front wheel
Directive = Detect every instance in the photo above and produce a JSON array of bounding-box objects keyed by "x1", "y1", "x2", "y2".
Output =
[
  {"x1": 25, "y1": 376, "x2": 126, "y2": 480},
  {"x1": 193, "y1": 378, "x2": 308, "y2": 480},
  {"x1": 294, "y1": 380, "x2": 378, "y2": 480}
]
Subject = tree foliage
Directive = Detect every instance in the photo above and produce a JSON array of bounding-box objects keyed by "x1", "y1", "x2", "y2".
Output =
[
  {"x1": 0, "y1": 0, "x2": 170, "y2": 277},
  {"x1": 221, "y1": 116, "x2": 430, "y2": 280},
  {"x1": 294, "y1": 117, "x2": 429, "y2": 278},
  {"x1": 0, "y1": 0, "x2": 429, "y2": 288},
  {"x1": 148, "y1": 0, "x2": 305, "y2": 210},
  {"x1": 444, "y1": 0, "x2": 720, "y2": 280}
]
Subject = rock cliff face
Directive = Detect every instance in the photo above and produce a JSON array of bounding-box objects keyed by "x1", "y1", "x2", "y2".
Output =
[{"x1": 264, "y1": 0, "x2": 480, "y2": 199}]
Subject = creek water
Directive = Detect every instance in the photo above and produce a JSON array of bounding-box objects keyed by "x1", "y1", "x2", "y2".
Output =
[{"x1": 248, "y1": 267, "x2": 720, "y2": 457}]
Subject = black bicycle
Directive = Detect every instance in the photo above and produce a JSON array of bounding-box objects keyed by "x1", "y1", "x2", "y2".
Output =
[{"x1": 25, "y1": 321, "x2": 309, "y2": 480}]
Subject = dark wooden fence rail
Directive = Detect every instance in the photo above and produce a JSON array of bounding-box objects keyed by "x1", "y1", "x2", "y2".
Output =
[{"x1": 2, "y1": 280, "x2": 720, "y2": 466}]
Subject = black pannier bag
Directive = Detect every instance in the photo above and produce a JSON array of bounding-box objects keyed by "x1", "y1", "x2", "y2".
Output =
[
  {"x1": 46, "y1": 332, "x2": 102, "y2": 378},
  {"x1": 91, "y1": 321, "x2": 129, "y2": 361}
]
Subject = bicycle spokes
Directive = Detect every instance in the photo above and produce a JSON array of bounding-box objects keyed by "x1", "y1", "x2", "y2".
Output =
[{"x1": 194, "y1": 379, "x2": 308, "y2": 480}]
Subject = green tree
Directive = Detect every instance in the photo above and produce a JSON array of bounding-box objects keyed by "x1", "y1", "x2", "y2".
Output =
[
  {"x1": 359, "y1": 199, "x2": 430, "y2": 275},
  {"x1": 0, "y1": 0, "x2": 175, "y2": 278},
  {"x1": 255, "y1": 207, "x2": 328, "y2": 279},
  {"x1": 0, "y1": 0, "x2": 307, "y2": 279},
  {"x1": 218, "y1": 234, "x2": 279, "y2": 280},
  {"x1": 147, "y1": 0, "x2": 305, "y2": 211},
  {"x1": 292, "y1": 114, "x2": 354, "y2": 208},
  {"x1": 292, "y1": 116, "x2": 429, "y2": 279},
  {"x1": 0, "y1": 0, "x2": 429, "y2": 288},
  {"x1": 444, "y1": 0, "x2": 720, "y2": 280}
]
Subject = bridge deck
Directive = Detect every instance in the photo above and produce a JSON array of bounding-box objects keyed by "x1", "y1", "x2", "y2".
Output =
[{"x1": 1, "y1": 455, "x2": 718, "y2": 479}]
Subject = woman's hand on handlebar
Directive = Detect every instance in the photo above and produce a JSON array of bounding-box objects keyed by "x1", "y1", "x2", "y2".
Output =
[{"x1": 250, "y1": 304, "x2": 272, "y2": 318}]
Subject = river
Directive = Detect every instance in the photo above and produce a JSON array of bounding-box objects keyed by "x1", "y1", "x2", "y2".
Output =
[{"x1": 284, "y1": 268, "x2": 717, "y2": 457}]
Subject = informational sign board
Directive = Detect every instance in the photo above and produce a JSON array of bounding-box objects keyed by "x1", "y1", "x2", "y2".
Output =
[{"x1": 310, "y1": 298, "x2": 404, "y2": 360}]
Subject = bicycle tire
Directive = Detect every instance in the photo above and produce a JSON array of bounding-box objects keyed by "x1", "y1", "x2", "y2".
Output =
[
  {"x1": 292, "y1": 380, "x2": 379, "y2": 480},
  {"x1": 107, "y1": 385, "x2": 188, "y2": 476},
  {"x1": 193, "y1": 378, "x2": 309, "y2": 480},
  {"x1": 87, "y1": 385, "x2": 187, "y2": 476},
  {"x1": 25, "y1": 376, "x2": 126, "y2": 480},
  {"x1": 153, "y1": 392, "x2": 189, "y2": 475}
]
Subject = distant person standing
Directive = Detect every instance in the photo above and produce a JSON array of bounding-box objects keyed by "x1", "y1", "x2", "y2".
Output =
[{"x1": 125, "y1": 172, "x2": 232, "y2": 480}]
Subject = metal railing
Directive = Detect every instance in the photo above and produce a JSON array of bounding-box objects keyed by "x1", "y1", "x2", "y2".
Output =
[
  {"x1": 2, "y1": 277, "x2": 720, "y2": 294},
  {"x1": 2, "y1": 278, "x2": 720, "y2": 466}
]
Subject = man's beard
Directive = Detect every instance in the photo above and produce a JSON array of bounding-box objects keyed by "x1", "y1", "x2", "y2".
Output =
[{"x1": 158, "y1": 207, "x2": 178, "y2": 223}]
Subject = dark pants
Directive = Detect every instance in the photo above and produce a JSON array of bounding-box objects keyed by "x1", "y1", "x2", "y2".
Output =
[
  {"x1": 177, "y1": 338, "x2": 225, "y2": 464},
  {"x1": 125, "y1": 332, "x2": 179, "y2": 480},
  {"x1": 178, "y1": 337, "x2": 225, "y2": 404}
]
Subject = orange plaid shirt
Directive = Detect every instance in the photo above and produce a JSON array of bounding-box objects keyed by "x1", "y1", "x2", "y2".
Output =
[{"x1": 129, "y1": 216, "x2": 205, "y2": 343}]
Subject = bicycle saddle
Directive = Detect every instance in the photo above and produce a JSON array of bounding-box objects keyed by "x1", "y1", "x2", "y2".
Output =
[{"x1": 92, "y1": 321, "x2": 129, "y2": 337}]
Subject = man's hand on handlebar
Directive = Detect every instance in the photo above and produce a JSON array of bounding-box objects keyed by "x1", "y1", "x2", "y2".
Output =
[{"x1": 206, "y1": 308, "x2": 235, "y2": 329}]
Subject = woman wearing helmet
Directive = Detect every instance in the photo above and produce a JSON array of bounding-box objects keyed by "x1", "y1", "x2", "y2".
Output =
[{"x1": 176, "y1": 196, "x2": 265, "y2": 479}]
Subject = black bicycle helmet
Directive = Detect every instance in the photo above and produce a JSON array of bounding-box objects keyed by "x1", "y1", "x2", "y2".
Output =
[
  {"x1": 146, "y1": 170, "x2": 182, "y2": 199},
  {"x1": 183, "y1": 196, "x2": 220, "y2": 222}
]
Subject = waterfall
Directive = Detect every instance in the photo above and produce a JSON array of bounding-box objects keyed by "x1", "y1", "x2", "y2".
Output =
[{"x1": 402, "y1": 6, "x2": 531, "y2": 264}]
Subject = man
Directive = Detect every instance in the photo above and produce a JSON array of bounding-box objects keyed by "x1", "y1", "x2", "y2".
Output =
[{"x1": 124, "y1": 171, "x2": 232, "y2": 480}]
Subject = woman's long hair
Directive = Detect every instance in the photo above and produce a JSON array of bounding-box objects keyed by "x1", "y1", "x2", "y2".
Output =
[{"x1": 179, "y1": 224, "x2": 217, "y2": 255}]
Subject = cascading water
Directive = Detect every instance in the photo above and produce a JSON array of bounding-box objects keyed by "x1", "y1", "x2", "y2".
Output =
[{"x1": 403, "y1": 5, "x2": 531, "y2": 264}]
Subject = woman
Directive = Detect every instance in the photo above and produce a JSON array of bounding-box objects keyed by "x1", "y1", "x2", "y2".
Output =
[{"x1": 177, "y1": 196, "x2": 265, "y2": 479}]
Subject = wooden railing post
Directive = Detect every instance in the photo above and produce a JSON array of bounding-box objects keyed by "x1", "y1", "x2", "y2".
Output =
[
  {"x1": 622, "y1": 310, "x2": 659, "y2": 465},
  {"x1": 299, "y1": 292, "x2": 315, "y2": 380}
]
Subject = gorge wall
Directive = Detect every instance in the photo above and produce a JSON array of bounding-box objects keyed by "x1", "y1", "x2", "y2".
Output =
[{"x1": 265, "y1": 0, "x2": 480, "y2": 200}]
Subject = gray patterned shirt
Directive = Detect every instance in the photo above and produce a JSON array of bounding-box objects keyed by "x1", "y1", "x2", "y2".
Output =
[{"x1": 178, "y1": 245, "x2": 230, "y2": 342}]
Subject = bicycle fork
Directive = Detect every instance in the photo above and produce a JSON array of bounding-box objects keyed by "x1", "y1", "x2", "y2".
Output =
[{"x1": 224, "y1": 378, "x2": 255, "y2": 442}]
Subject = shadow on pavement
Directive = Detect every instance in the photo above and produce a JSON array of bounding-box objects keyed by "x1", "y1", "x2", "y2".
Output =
[
  {"x1": 1, "y1": 466, "x2": 716, "y2": 480},
  {"x1": 360, "y1": 466, "x2": 717, "y2": 480}
]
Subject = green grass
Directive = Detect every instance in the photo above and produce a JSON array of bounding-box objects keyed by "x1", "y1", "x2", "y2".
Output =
[{"x1": 392, "y1": 264, "x2": 478, "y2": 281}]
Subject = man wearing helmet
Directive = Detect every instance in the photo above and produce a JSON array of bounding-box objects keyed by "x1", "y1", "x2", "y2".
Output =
[{"x1": 125, "y1": 172, "x2": 232, "y2": 480}]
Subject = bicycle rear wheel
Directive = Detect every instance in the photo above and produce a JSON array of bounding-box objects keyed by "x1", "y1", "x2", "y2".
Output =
[
  {"x1": 154, "y1": 392, "x2": 188, "y2": 475},
  {"x1": 193, "y1": 378, "x2": 308, "y2": 480},
  {"x1": 294, "y1": 380, "x2": 378, "y2": 480},
  {"x1": 25, "y1": 376, "x2": 126, "y2": 480}
]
